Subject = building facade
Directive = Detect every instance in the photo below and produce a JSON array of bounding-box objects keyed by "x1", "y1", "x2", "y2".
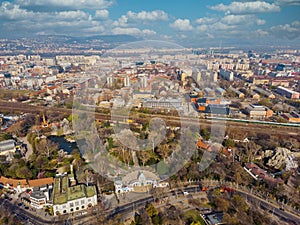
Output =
[
  {"x1": 52, "y1": 167, "x2": 97, "y2": 216},
  {"x1": 219, "y1": 69, "x2": 234, "y2": 81},
  {"x1": 0, "y1": 139, "x2": 15, "y2": 156},
  {"x1": 245, "y1": 104, "x2": 273, "y2": 119},
  {"x1": 277, "y1": 86, "x2": 300, "y2": 99},
  {"x1": 114, "y1": 171, "x2": 169, "y2": 194},
  {"x1": 143, "y1": 98, "x2": 183, "y2": 110}
]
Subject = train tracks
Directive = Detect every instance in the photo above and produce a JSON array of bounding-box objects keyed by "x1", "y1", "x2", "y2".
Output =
[{"x1": 0, "y1": 100, "x2": 299, "y2": 136}]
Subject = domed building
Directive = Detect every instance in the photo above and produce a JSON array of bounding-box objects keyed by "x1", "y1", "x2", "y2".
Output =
[{"x1": 114, "y1": 170, "x2": 169, "y2": 193}]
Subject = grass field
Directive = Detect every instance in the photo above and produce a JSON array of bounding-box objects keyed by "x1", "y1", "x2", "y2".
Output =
[{"x1": 183, "y1": 209, "x2": 207, "y2": 225}]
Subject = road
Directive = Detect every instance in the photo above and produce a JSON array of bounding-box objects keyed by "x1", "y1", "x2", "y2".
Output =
[
  {"x1": 1, "y1": 183, "x2": 299, "y2": 225},
  {"x1": 236, "y1": 189, "x2": 300, "y2": 225},
  {"x1": 1, "y1": 199, "x2": 54, "y2": 224},
  {"x1": 106, "y1": 185, "x2": 300, "y2": 224}
]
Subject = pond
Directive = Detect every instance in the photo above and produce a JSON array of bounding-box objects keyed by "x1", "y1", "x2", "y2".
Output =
[{"x1": 48, "y1": 135, "x2": 78, "y2": 154}]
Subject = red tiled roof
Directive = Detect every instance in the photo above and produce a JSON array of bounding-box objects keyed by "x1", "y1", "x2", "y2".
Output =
[
  {"x1": 0, "y1": 176, "x2": 53, "y2": 188},
  {"x1": 222, "y1": 148, "x2": 231, "y2": 157},
  {"x1": 197, "y1": 139, "x2": 209, "y2": 149},
  {"x1": 48, "y1": 86, "x2": 57, "y2": 90},
  {"x1": 0, "y1": 176, "x2": 28, "y2": 188},
  {"x1": 28, "y1": 177, "x2": 54, "y2": 187}
]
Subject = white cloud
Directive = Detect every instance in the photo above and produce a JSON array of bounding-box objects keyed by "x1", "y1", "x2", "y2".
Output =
[
  {"x1": 113, "y1": 10, "x2": 168, "y2": 27},
  {"x1": 196, "y1": 24, "x2": 208, "y2": 32},
  {"x1": 221, "y1": 15, "x2": 253, "y2": 25},
  {"x1": 210, "y1": 1, "x2": 280, "y2": 14},
  {"x1": 0, "y1": 2, "x2": 108, "y2": 36},
  {"x1": 212, "y1": 22, "x2": 236, "y2": 30},
  {"x1": 275, "y1": 0, "x2": 300, "y2": 6},
  {"x1": 112, "y1": 27, "x2": 156, "y2": 36},
  {"x1": 126, "y1": 10, "x2": 168, "y2": 21},
  {"x1": 195, "y1": 17, "x2": 217, "y2": 25},
  {"x1": 270, "y1": 20, "x2": 300, "y2": 39},
  {"x1": 0, "y1": 2, "x2": 35, "y2": 20},
  {"x1": 16, "y1": 0, "x2": 113, "y2": 9},
  {"x1": 1, "y1": 2, "x2": 162, "y2": 37},
  {"x1": 54, "y1": 10, "x2": 90, "y2": 21},
  {"x1": 207, "y1": 33, "x2": 215, "y2": 39},
  {"x1": 0, "y1": 3, "x2": 90, "y2": 22},
  {"x1": 179, "y1": 34, "x2": 187, "y2": 39},
  {"x1": 83, "y1": 25, "x2": 105, "y2": 33},
  {"x1": 95, "y1": 9, "x2": 109, "y2": 20},
  {"x1": 113, "y1": 15, "x2": 128, "y2": 27},
  {"x1": 170, "y1": 19, "x2": 193, "y2": 31},
  {"x1": 142, "y1": 29, "x2": 157, "y2": 35},
  {"x1": 195, "y1": 14, "x2": 266, "y2": 34},
  {"x1": 256, "y1": 19, "x2": 266, "y2": 25},
  {"x1": 255, "y1": 29, "x2": 269, "y2": 36},
  {"x1": 220, "y1": 14, "x2": 266, "y2": 26},
  {"x1": 194, "y1": 14, "x2": 266, "y2": 36},
  {"x1": 160, "y1": 34, "x2": 174, "y2": 40}
]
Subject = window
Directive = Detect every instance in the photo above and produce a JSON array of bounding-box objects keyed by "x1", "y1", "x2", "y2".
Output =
[
  {"x1": 81, "y1": 200, "x2": 85, "y2": 205},
  {"x1": 69, "y1": 203, "x2": 74, "y2": 207},
  {"x1": 75, "y1": 201, "x2": 79, "y2": 206}
]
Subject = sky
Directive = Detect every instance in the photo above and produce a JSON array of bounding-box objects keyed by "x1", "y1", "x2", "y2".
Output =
[{"x1": 0, "y1": 0, "x2": 299, "y2": 47}]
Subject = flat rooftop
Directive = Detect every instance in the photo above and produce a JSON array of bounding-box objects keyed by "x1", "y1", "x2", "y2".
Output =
[{"x1": 53, "y1": 176, "x2": 97, "y2": 205}]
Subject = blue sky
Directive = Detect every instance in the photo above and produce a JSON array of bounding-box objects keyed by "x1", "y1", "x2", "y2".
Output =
[{"x1": 0, "y1": 0, "x2": 299, "y2": 47}]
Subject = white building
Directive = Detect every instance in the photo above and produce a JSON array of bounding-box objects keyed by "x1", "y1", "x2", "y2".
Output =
[
  {"x1": 30, "y1": 184, "x2": 53, "y2": 209},
  {"x1": 139, "y1": 76, "x2": 148, "y2": 88},
  {"x1": 114, "y1": 171, "x2": 169, "y2": 194},
  {"x1": 106, "y1": 76, "x2": 114, "y2": 87},
  {"x1": 143, "y1": 98, "x2": 183, "y2": 110},
  {"x1": 277, "y1": 86, "x2": 300, "y2": 99},
  {"x1": 0, "y1": 139, "x2": 16, "y2": 156},
  {"x1": 124, "y1": 76, "x2": 131, "y2": 87},
  {"x1": 219, "y1": 69, "x2": 234, "y2": 81},
  {"x1": 192, "y1": 69, "x2": 201, "y2": 82},
  {"x1": 52, "y1": 166, "x2": 97, "y2": 216}
]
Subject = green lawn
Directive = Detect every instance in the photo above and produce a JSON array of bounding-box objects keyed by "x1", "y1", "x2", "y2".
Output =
[{"x1": 183, "y1": 210, "x2": 206, "y2": 225}]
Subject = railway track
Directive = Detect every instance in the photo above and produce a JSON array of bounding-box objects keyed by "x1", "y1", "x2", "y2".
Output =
[{"x1": 0, "y1": 100, "x2": 299, "y2": 136}]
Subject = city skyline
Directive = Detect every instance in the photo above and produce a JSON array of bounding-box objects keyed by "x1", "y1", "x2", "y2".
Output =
[{"x1": 0, "y1": 1, "x2": 299, "y2": 47}]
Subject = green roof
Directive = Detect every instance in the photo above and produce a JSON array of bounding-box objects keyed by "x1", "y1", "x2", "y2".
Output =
[
  {"x1": 53, "y1": 176, "x2": 97, "y2": 205},
  {"x1": 67, "y1": 185, "x2": 85, "y2": 201},
  {"x1": 86, "y1": 186, "x2": 97, "y2": 198},
  {"x1": 53, "y1": 176, "x2": 68, "y2": 205}
]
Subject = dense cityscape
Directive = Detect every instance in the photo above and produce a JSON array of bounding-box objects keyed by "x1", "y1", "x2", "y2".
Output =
[{"x1": 0, "y1": 0, "x2": 300, "y2": 225}]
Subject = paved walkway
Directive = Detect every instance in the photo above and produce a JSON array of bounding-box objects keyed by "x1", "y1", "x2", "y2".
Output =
[{"x1": 20, "y1": 136, "x2": 33, "y2": 159}]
